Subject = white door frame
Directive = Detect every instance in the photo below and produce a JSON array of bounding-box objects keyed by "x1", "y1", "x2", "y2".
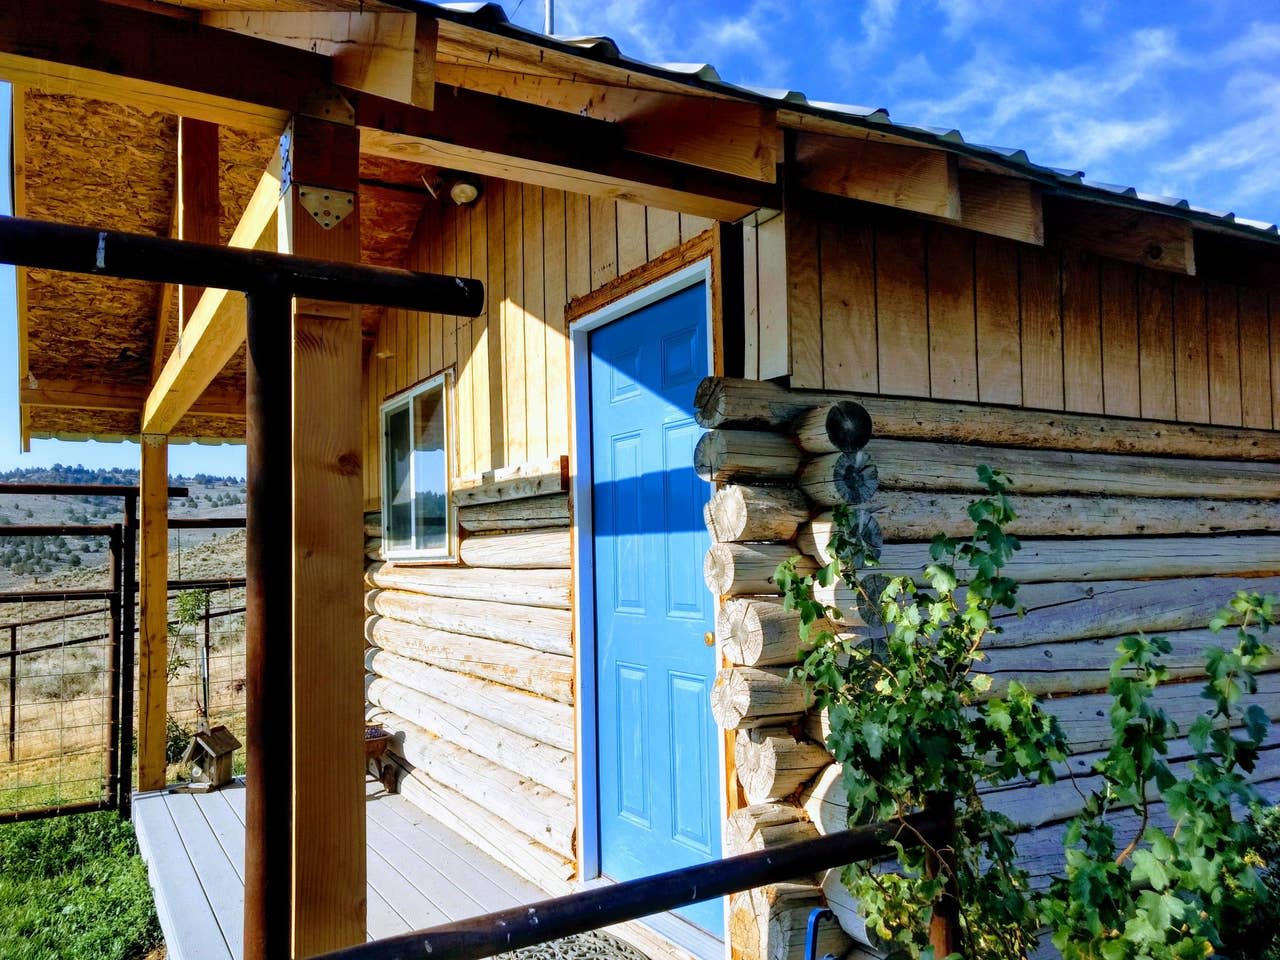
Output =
[{"x1": 568, "y1": 258, "x2": 727, "y2": 952}]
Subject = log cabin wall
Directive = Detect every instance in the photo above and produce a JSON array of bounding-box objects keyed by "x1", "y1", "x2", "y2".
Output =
[
  {"x1": 696, "y1": 377, "x2": 1280, "y2": 960},
  {"x1": 742, "y1": 206, "x2": 1279, "y2": 431}
]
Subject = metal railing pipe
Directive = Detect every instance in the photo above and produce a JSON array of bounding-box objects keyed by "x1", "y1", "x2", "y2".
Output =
[
  {"x1": 313, "y1": 810, "x2": 949, "y2": 960},
  {"x1": 0, "y1": 215, "x2": 484, "y2": 317}
]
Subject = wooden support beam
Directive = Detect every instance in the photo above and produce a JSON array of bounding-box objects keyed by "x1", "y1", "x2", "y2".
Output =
[
  {"x1": 1047, "y1": 196, "x2": 1196, "y2": 275},
  {"x1": 201, "y1": 9, "x2": 435, "y2": 108},
  {"x1": 0, "y1": 0, "x2": 329, "y2": 133},
  {"x1": 433, "y1": 62, "x2": 778, "y2": 182},
  {"x1": 279, "y1": 114, "x2": 366, "y2": 957},
  {"x1": 177, "y1": 117, "x2": 222, "y2": 330},
  {"x1": 142, "y1": 149, "x2": 282, "y2": 434},
  {"x1": 137, "y1": 434, "x2": 168, "y2": 792},
  {"x1": 794, "y1": 133, "x2": 960, "y2": 220},
  {"x1": 22, "y1": 379, "x2": 243, "y2": 417},
  {"x1": 954, "y1": 168, "x2": 1044, "y2": 245},
  {"x1": 355, "y1": 87, "x2": 770, "y2": 221}
]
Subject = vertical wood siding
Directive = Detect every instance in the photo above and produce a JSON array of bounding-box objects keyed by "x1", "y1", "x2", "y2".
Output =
[
  {"x1": 362, "y1": 179, "x2": 713, "y2": 505},
  {"x1": 740, "y1": 207, "x2": 1279, "y2": 431}
]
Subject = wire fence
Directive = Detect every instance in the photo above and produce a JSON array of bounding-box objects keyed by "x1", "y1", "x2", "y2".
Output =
[
  {"x1": 0, "y1": 580, "x2": 119, "y2": 817},
  {"x1": 164, "y1": 582, "x2": 247, "y2": 778},
  {"x1": 0, "y1": 510, "x2": 248, "y2": 819}
]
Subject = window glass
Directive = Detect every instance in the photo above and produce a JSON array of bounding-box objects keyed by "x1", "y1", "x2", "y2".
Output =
[
  {"x1": 384, "y1": 404, "x2": 413, "y2": 551},
  {"x1": 381, "y1": 373, "x2": 452, "y2": 559},
  {"x1": 412, "y1": 387, "x2": 448, "y2": 552}
]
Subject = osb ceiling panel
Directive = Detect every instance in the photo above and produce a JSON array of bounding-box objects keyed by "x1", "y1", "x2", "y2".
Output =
[
  {"x1": 26, "y1": 405, "x2": 244, "y2": 445},
  {"x1": 23, "y1": 90, "x2": 175, "y2": 388},
  {"x1": 20, "y1": 92, "x2": 430, "y2": 440},
  {"x1": 361, "y1": 185, "x2": 427, "y2": 268}
]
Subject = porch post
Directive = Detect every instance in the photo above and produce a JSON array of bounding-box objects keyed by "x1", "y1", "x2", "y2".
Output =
[
  {"x1": 244, "y1": 284, "x2": 295, "y2": 960},
  {"x1": 136, "y1": 433, "x2": 169, "y2": 791},
  {"x1": 281, "y1": 110, "x2": 367, "y2": 956}
]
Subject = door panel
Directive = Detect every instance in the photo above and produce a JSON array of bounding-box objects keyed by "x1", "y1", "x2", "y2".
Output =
[{"x1": 590, "y1": 281, "x2": 721, "y2": 935}]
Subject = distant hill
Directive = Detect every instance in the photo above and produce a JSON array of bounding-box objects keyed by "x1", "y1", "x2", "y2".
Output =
[
  {"x1": 0, "y1": 464, "x2": 244, "y2": 487},
  {"x1": 0, "y1": 466, "x2": 247, "y2": 589}
]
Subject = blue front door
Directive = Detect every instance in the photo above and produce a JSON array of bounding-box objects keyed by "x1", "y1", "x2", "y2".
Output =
[{"x1": 590, "y1": 281, "x2": 722, "y2": 935}]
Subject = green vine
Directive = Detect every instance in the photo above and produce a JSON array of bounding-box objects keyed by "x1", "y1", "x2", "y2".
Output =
[
  {"x1": 778, "y1": 467, "x2": 1277, "y2": 960},
  {"x1": 781, "y1": 467, "x2": 1068, "y2": 958},
  {"x1": 1041, "y1": 593, "x2": 1275, "y2": 960}
]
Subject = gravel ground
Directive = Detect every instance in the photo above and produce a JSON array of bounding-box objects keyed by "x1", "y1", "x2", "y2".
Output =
[{"x1": 496, "y1": 931, "x2": 653, "y2": 960}]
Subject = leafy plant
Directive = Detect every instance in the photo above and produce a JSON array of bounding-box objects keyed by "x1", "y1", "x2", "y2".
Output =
[
  {"x1": 1041, "y1": 593, "x2": 1275, "y2": 960},
  {"x1": 781, "y1": 468, "x2": 1069, "y2": 958},
  {"x1": 781, "y1": 468, "x2": 1277, "y2": 960}
]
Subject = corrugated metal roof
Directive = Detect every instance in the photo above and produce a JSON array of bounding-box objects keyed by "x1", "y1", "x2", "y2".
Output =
[{"x1": 415, "y1": 0, "x2": 1280, "y2": 244}]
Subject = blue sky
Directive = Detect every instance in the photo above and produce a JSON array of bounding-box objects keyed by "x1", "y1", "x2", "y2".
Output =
[
  {"x1": 533, "y1": 0, "x2": 1280, "y2": 220},
  {"x1": 4, "y1": 0, "x2": 1279, "y2": 475}
]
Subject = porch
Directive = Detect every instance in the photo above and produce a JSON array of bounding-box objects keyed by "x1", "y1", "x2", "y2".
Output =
[{"x1": 132, "y1": 780, "x2": 545, "y2": 960}]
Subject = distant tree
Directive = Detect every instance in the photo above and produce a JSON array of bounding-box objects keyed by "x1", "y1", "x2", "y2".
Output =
[{"x1": 68, "y1": 554, "x2": 81, "y2": 567}]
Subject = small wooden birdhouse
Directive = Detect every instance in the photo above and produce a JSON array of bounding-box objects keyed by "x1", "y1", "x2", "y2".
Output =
[{"x1": 181, "y1": 724, "x2": 241, "y2": 790}]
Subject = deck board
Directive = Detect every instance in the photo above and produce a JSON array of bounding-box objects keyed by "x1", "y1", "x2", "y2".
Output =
[
  {"x1": 133, "y1": 779, "x2": 547, "y2": 959},
  {"x1": 373, "y1": 791, "x2": 544, "y2": 904},
  {"x1": 166, "y1": 792, "x2": 246, "y2": 959},
  {"x1": 133, "y1": 790, "x2": 234, "y2": 960}
]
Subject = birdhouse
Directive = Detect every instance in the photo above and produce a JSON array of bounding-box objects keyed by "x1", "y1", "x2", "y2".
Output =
[{"x1": 181, "y1": 724, "x2": 241, "y2": 790}]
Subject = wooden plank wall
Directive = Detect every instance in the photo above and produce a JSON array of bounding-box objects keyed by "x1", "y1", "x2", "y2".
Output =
[
  {"x1": 698, "y1": 383, "x2": 1280, "y2": 960},
  {"x1": 741, "y1": 208, "x2": 1278, "y2": 429},
  {"x1": 362, "y1": 181, "x2": 714, "y2": 506}
]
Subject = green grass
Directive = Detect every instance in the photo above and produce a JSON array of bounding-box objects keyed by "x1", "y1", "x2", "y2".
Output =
[{"x1": 0, "y1": 812, "x2": 161, "y2": 960}]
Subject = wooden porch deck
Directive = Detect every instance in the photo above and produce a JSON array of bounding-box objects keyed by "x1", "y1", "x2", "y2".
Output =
[{"x1": 132, "y1": 779, "x2": 545, "y2": 960}]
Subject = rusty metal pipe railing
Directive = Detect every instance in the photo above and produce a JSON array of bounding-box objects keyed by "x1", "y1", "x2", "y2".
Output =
[
  {"x1": 0, "y1": 215, "x2": 485, "y2": 316},
  {"x1": 312, "y1": 806, "x2": 954, "y2": 960}
]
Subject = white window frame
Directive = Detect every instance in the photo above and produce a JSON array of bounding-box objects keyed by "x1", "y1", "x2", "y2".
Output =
[{"x1": 379, "y1": 369, "x2": 456, "y2": 562}]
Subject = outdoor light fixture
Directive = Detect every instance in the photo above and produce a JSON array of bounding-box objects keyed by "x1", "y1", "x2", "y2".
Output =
[{"x1": 448, "y1": 178, "x2": 481, "y2": 205}]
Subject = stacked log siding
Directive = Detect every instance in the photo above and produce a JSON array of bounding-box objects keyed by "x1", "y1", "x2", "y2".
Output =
[
  {"x1": 697, "y1": 376, "x2": 1280, "y2": 958},
  {"x1": 362, "y1": 478, "x2": 579, "y2": 893}
]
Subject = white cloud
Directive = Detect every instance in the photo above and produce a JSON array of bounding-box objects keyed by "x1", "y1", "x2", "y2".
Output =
[
  {"x1": 860, "y1": 0, "x2": 900, "y2": 49},
  {"x1": 892, "y1": 27, "x2": 1179, "y2": 173},
  {"x1": 1213, "y1": 20, "x2": 1280, "y2": 63},
  {"x1": 935, "y1": 0, "x2": 995, "y2": 40},
  {"x1": 1156, "y1": 73, "x2": 1280, "y2": 211}
]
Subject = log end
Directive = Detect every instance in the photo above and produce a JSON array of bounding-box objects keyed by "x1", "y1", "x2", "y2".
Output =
[
  {"x1": 827, "y1": 401, "x2": 873, "y2": 452},
  {"x1": 834, "y1": 453, "x2": 879, "y2": 504},
  {"x1": 704, "y1": 542, "x2": 735, "y2": 596},
  {"x1": 711, "y1": 667, "x2": 750, "y2": 729}
]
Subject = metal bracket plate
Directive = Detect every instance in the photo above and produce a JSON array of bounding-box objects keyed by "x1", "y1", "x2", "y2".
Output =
[
  {"x1": 297, "y1": 186, "x2": 355, "y2": 230},
  {"x1": 297, "y1": 88, "x2": 355, "y2": 125}
]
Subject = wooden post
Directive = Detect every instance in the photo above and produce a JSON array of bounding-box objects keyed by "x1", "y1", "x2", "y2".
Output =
[
  {"x1": 177, "y1": 117, "x2": 221, "y2": 331},
  {"x1": 280, "y1": 112, "x2": 366, "y2": 957},
  {"x1": 137, "y1": 434, "x2": 169, "y2": 791},
  {"x1": 119, "y1": 493, "x2": 138, "y2": 814},
  {"x1": 244, "y1": 284, "x2": 295, "y2": 960},
  {"x1": 7, "y1": 624, "x2": 15, "y2": 763},
  {"x1": 925, "y1": 792, "x2": 960, "y2": 958}
]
